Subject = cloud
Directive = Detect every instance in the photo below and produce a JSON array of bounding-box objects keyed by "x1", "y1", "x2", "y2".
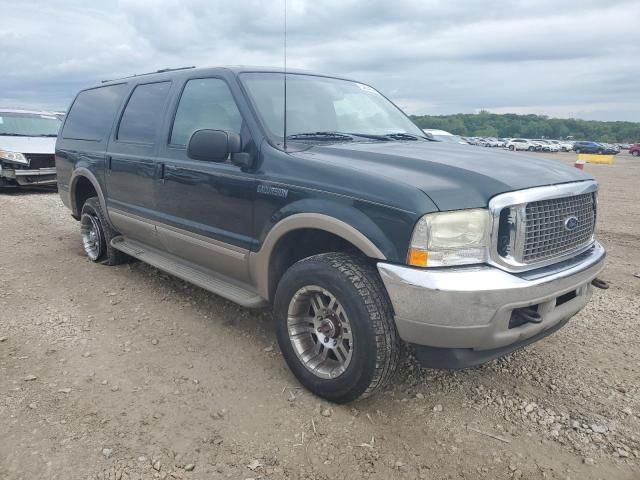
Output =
[{"x1": 0, "y1": 0, "x2": 638, "y2": 121}]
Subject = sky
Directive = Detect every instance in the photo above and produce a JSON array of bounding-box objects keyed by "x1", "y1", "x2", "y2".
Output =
[{"x1": 1, "y1": 0, "x2": 639, "y2": 121}]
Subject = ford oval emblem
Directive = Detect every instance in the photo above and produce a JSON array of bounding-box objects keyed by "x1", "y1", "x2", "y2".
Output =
[{"x1": 564, "y1": 216, "x2": 579, "y2": 231}]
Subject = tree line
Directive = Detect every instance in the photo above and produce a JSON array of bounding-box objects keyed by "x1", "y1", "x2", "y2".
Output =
[{"x1": 410, "y1": 111, "x2": 640, "y2": 143}]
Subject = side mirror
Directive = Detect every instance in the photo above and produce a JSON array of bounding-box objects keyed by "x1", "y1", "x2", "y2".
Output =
[{"x1": 187, "y1": 129, "x2": 242, "y2": 162}]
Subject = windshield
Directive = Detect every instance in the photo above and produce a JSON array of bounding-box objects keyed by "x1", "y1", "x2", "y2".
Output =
[
  {"x1": 0, "y1": 112, "x2": 61, "y2": 137},
  {"x1": 240, "y1": 73, "x2": 425, "y2": 140}
]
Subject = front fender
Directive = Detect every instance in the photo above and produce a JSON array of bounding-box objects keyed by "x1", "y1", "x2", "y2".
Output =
[{"x1": 249, "y1": 198, "x2": 411, "y2": 299}]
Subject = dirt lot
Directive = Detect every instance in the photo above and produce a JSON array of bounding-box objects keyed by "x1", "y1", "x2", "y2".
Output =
[{"x1": 1, "y1": 151, "x2": 639, "y2": 480}]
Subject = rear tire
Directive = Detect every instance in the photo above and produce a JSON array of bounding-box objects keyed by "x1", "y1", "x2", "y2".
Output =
[
  {"x1": 575, "y1": 149, "x2": 581, "y2": 154},
  {"x1": 80, "y1": 197, "x2": 130, "y2": 266},
  {"x1": 632, "y1": 151, "x2": 639, "y2": 157},
  {"x1": 274, "y1": 253, "x2": 401, "y2": 403}
]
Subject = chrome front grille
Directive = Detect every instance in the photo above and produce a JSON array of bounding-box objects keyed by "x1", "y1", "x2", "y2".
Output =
[
  {"x1": 522, "y1": 193, "x2": 596, "y2": 263},
  {"x1": 490, "y1": 181, "x2": 598, "y2": 271}
]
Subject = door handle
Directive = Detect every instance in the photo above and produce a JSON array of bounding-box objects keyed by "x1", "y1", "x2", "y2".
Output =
[
  {"x1": 106, "y1": 155, "x2": 112, "y2": 172},
  {"x1": 156, "y1": 163, "x2": 165, "y2": 183}
]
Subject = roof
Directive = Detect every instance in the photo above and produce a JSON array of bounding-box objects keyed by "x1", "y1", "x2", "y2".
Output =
[
  {"x1": 98, "y1": 65, "x2": 353, "y2": 87},
  {"x1": 0, "y1": 108, "x2": 59, "y2": 116}
]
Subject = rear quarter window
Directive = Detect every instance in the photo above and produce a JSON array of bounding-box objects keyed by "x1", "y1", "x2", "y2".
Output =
[{"x1": 62, "y1": 84, "x2": 128, "y2": 141}]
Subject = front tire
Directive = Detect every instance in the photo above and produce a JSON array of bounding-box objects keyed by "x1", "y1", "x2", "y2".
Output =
[
  {"x1": 509, "y1": 145, "x2": 515, "y2": 151},
  {"x1": 274, "y1": 253, "x2": 400, "y2": 403},
  {"x1": 80, "y1": 197, "x2": 130, "y2": 265}
]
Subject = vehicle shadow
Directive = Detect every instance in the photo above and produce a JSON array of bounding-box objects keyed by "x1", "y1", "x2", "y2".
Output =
[{"x1": 0, "y1": 186, "x2": 57, "y2": 195}]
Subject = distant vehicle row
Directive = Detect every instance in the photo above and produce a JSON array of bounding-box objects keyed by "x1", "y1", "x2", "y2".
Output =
[{"x1": 423, "y1": 129, "x2": 635, "y2": 155}]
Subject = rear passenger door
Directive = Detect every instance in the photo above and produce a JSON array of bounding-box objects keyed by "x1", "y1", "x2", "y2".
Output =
[
  {"x1": 106, "y1": 81, "x2": 172, "y2": 248},
  {"x1": 154, "y1": 77, "x2": 256, "y2": 283}
]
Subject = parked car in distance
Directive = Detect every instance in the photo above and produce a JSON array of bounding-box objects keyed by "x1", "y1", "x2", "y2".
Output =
[
  {"x1": 572, "y1": 141, "x2": 617, "y2": 155},
  {"x1": 549, "y1": 139, "x2": 573, "y2": 152},
  {"x1": 484, "y1": 137, "x2": 504, "y2": 148},
  {"x1": 56, "y1": 66, "x2": 605, "y2": 403},
  {"x1": 506, "y1": 138, "x2": 536, "y2": 151},
  {"x1": 629, "y1": 143, "x2": 640, "y2": 156},
  {"x1": 466, "y1": 137, "x2": 487, "y2": 146},
  {"x1": 0, "y1": 108, "x2": 61, "y2": 188},
  {"x1": 422, "y1": 129, "x2": 468, "y2": 144},
  {"x1": 533, "y1": 140, "x2": 559, "y2": 152},
  {"x1": 530, "y1": 140, "x2": 547, "y2": 152},
  {"x1": 538, "y1": 139, "x2": 560, "y2": 153},
  {"x1": 600, "y1": 143, "x2": 620, "y2": 154}
]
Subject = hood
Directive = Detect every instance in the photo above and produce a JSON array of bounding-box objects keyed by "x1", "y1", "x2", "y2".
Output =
[
  {"x1": 0, "y1": 136, "x2": 57, "y2": 155},
  {"x1": 294, "y1": 140, "x2": 592, "y2": 211}
]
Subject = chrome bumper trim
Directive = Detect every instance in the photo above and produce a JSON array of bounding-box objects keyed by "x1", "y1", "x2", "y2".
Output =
[
  {"x1": 14, "y1": 168, "x2": 57, "y2": 176},
  {"x1": 378, "y1": 242, "x2": 605, "y2": 351}
]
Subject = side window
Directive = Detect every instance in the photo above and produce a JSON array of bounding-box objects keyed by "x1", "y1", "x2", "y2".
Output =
[
  {"x1": 170, "y1": 78, "x2": 242, "y2": 147},
  {"x1": 117, "y1": 82, "x2": 171, "y2": 144},
  {"x1": 62, "y1": 84, "x2": 128, "y2": 141}
]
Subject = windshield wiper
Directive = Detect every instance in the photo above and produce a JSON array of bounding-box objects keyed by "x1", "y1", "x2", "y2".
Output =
[
  {"x1": 0, "y1": 133, "x2": 33, "y2": 137},
  {"x1": 286, "y1": 131, "x2": 353, "y2": 141},
  {"x1": 35, "y1": 134, "x2": 58, "y2": 137},
  {"x1": 384, "y1": 133, "x2": 422, "y2": 141},
  {"x1": 285, "y1": 131, "x2": 426, "y2": 142},
  {"x1": 345, "y1": 133, "x2": 392, "y2": 141}
]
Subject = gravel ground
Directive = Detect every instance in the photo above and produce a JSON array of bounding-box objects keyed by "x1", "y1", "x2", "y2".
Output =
[{"x1": 1, "y1": 151, "x2": 639, "y2": 480}]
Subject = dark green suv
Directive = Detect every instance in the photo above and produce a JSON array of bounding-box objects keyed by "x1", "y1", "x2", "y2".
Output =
[{"x1": 55, "y1": 66, "x2": 605, "y2": 403}]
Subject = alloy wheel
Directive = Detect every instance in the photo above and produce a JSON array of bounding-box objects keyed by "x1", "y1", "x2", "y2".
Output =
[
  {"x1": 80, "y1": 213, "x2": 103, "y2": 261},
  {"x1": 286, "y1": 285, "x2": 353, "y2": 379}
]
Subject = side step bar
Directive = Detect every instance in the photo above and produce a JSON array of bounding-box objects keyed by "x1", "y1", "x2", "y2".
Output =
[{"x1": 111, "y1": 237, "x2": 267, "y2": 308}]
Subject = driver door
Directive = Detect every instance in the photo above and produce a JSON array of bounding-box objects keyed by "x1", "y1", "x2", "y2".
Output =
[{"x1": 154, "y1": 77, "x2": 256, "y2": 284}]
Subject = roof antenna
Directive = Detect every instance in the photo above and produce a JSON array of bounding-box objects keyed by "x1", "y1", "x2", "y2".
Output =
[{"x1": 283, "y1": 0, "x2": 288, "y2": 150}]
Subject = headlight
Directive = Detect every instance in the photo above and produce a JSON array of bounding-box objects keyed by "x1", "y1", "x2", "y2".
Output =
[
  {"x1": 407, "y1": 209, "x2": 491, "y2": 267},
  {"x1": 0, "y1": 150, "x2": 28, "y2": 164}
]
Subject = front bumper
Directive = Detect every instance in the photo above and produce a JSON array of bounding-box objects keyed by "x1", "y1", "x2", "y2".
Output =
[
  {"x1": 377, "y1": 242, "x2": 605, "y2": 367},
  {"x1": 0, "y1": 166, "x2": 57, "y2": 186}
]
